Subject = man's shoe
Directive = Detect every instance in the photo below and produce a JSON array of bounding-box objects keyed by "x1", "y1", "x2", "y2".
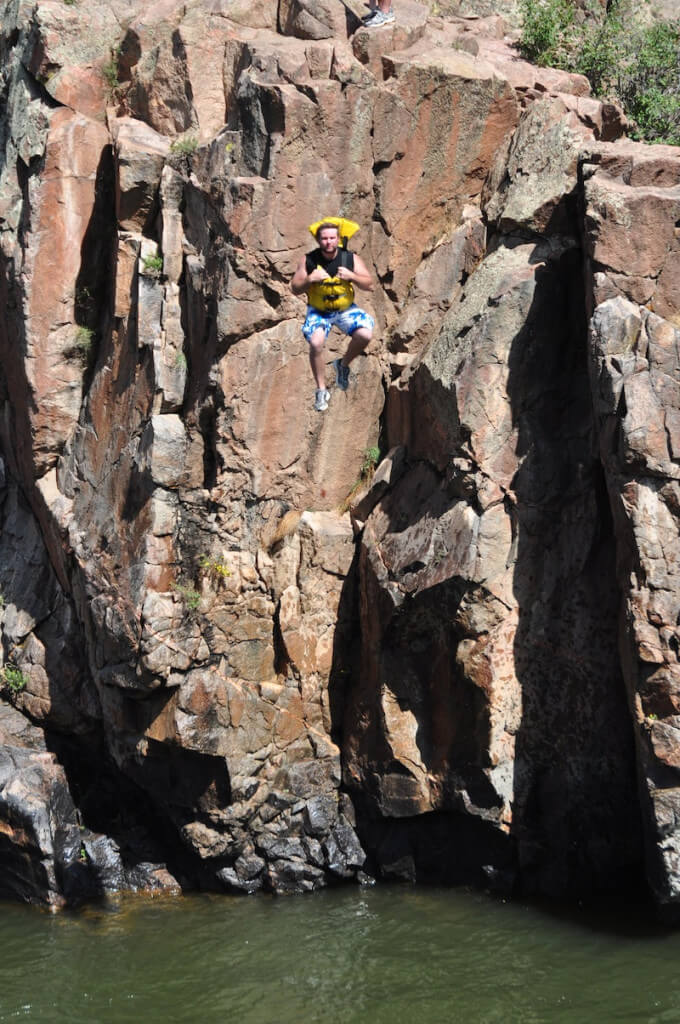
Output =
[
  {"x1": 314, "y1": 388, "x2": 330, "y2": 411},
  {"x1": 333, "y1": 359, "x2": 350, "y2": 391},
  {"x1": 361, "y1": 7, "x2": 378, "y2": 20},
  {"x1": 365, "y1": 8, "x2": 394, "y2": 25}
]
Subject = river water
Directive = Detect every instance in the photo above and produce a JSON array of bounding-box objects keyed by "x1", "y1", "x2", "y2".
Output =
[{"x1": 1, "y1": 885, "x2": 679, "y2": 1023}]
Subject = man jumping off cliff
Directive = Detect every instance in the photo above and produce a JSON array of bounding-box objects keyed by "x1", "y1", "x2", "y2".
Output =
[{"x1": 291, "y1": 217, "x2": 374, "y2": 412}]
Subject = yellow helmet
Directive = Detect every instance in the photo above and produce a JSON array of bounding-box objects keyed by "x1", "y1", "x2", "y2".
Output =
[{"x1": 308, "y1": 216, "x2": 360, "y2": 247}]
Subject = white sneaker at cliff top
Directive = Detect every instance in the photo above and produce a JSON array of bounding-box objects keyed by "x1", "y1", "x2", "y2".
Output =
[{"x1": 364, "y1": 8, "x2": 395, "y2": 25}]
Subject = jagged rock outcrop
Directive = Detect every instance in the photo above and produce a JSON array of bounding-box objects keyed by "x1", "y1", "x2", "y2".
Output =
[
  {"x1": 0, "y1": 700, "x2": 178, "y2": 905},
  {"x1": 0, "y1": 0, "x2": 679, "y2": 914},
  {"x1": 583, "y1": 143, "x2": 680, "y2": 910}
]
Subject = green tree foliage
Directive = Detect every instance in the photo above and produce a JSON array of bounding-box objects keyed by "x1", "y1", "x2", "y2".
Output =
[
  {"x1": 519, "y1": 0, "x2": 680, "y2": 144},
  {"x1": 518, "y1": 0, "x2": 576, "y2": 67}
]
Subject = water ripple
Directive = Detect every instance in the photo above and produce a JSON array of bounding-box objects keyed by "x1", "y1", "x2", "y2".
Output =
[{"x1": 0, "y1": 888, "x2": 679, "y2": 1023}]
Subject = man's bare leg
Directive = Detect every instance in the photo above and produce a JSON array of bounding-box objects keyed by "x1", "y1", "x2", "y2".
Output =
[
  {"x1": 308, "y1": 328, "x2": 327, "y2": 388},
  {"x1": 341, "y1": 327, "x2": 372, "y2": 367}
]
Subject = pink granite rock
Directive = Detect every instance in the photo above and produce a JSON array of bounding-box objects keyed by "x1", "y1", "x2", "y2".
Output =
[
  {"x1": 0, "y1": 0, "x2": 679, "y2": 912},
  {"x1": 4, "y1": 107, "x2": 110, "y2": 481}
]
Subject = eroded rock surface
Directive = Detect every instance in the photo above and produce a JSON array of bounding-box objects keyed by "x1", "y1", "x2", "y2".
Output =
[
  {"x1": 0, "y1": 0, "x2": 678, "y2": 913},
  {"x1": 584, "y1": 145, "x2": 680, "y2": 912}
]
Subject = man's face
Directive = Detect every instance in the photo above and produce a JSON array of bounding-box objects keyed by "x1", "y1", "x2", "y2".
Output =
[{"x1": 318, "y1": 228, "x2": 339, "y2": 258}]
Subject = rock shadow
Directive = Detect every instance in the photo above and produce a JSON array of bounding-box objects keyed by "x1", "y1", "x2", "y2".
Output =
[
  {"x1": 507, "y1": 242, "x2": 646, "y2": 902},
  {"x1": 72, "y1": 144, "x2": 117, "y2": 389},
  {"x1": 332, "y1": 458, "x2": 517, "y2": 885}
]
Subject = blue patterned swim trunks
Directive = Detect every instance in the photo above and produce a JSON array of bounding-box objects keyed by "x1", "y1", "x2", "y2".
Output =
[{"x1": 302, "y1": 305, "x2": 374, "y2": 342}]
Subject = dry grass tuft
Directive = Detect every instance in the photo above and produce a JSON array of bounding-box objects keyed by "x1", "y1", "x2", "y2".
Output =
[{"x1": 267, "y1": 509, "x2": 302, "y2": 551}]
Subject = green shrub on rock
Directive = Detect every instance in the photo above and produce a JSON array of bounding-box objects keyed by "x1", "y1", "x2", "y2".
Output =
[
  {"x1": 73, "y1": 325, "x2": 93, "y2": 361},
  {"x1": 170, "y1": 135, "x2": 199, "y2": 155},
  {"x1": 518, "y1": 0, "x2": 576, "y2": 67},
  {"x1": 519, "y1": 0, "x2": 680, "y2": 144},
  {"x1": 171, "y1": 582, "x2": 201, "y2": 612},
  {"x1": 1, "y1": 664, "x2": 27, "y2": 694},
  {"x1": 616, "y1": 19, "x2": 680, "y2": 144},
  {"x1": 142, "y1": 253, "x2": 163, "y2": 277},
  {"x1": 102, "y1": 50, "x2": 120, "y2": 93},
  {"x1": 361, "y1": 446, "x2": 381, "y2": 479}
]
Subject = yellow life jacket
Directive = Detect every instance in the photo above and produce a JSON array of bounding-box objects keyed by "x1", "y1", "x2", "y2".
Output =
[
  {"x1": 307, "y1": 253, "x2": 354, "y2": 312},
  {"x1": 306, "y1": 217, "x2": 360, "y2": 313}
]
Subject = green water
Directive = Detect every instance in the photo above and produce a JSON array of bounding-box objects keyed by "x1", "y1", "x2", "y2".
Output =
[{"x1": 1, "y1": 886, "x2": 679, "y2": 1023}]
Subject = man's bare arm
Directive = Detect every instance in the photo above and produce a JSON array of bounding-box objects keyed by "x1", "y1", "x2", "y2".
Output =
[
  {"x1": 336, "y1": 254, "x2": 373, "y2": 292},
  {"x1": 291, "y1": 256, "x2": 329, "y2": 296}
]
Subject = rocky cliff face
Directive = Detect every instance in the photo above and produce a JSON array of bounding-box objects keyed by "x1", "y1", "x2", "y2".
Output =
[{"x1": 0, "y1": 0, "x2": 678, "y2": 913}]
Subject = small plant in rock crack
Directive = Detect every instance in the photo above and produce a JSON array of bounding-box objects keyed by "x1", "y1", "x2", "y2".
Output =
[
  {"x1": 71, "y1": 325, "x2": 94, "y2": 363},
  {"x1": 142, "y1": 253, "x2": 163, "y2": 277},
  {"x1": 171, "y1": 582, "x2": 201, "y2": 612},
  {"x1": 75, "y1": 285, "x2": 94, "y2": 313},
  {"x1": 361, "y1": 446, "x2": 381, "y2": 480},
  {"x1": 170, "y1": 135, "x2": 199, "y2": 155},
  {"x1": 1, "y1": 664, "x2": 28, "y2": 694},
  {"x1": 175, "y1": 351, "x2": 187, "y2": 370},
  {"x1": 102, "y1": 48, "x2": 120, "y2": 92},
  {"x1": 339, "y1": 446, "x2": 382, "y2": 514},
  {"x1": 198, "y1": 555, "x2": 232, "y2": 588}
]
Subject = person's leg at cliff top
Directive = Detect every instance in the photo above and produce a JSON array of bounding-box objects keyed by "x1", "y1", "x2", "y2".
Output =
[{"x1": 363, "y1": 0, "x2": 394, "y2": 26}]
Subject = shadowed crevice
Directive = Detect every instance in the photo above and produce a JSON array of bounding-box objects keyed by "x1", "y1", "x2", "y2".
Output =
[{"x1": 507, "y1": 243, "x2": 646, "y2": 901}]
